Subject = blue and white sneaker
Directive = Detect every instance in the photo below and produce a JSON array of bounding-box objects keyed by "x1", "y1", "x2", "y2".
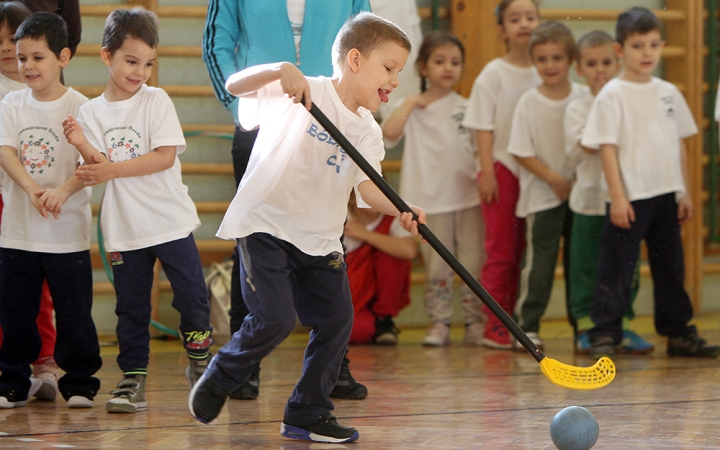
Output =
[
  {"x1": 619, "y1": 330, "x2": 654, "y2": 354},
  {"x1": 575, "y1": 331, "x2": 591, "y2": 355},
  {"x1": 281, "y1": 412, "x2": 359, "y2": 443}
]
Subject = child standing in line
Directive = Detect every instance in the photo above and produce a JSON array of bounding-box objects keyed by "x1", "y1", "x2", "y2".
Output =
[
  {"x1": 564, "y1": 30, "x2": 654, "y2": 355},
  {"x1": 508, "y1": 21, "x2": 587, "y2": 351},
  {"x1": 582, "y1": 7, "x2": 720, "y2": 359},
  {"x1": 383, "y1": 31, "x2": 484, "y2": 347},
  {"x1": 0, "y1": 1, "x2": 62, "y2": 402},
  {"x1": 462, "y1": 0, "x2": 541, "y2": 349},
  {"x1": 0, "y1": 12, "x2": 101, "y2": 409},
  {"x1": 62, "y1": 8, "x2": 214, "y2": 413},
  {"x1": 188, "y1": 13, "x2": 423, "y2": 443},
  {"x1": 344, "y1": 191, "x2": 416, "y2": 345}
]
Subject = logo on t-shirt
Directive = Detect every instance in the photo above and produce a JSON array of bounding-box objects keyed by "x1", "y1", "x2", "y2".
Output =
[
  {"x1": 661, "y1": 95, "x2": 675, "y2": 119},
  {"x1": 107, "y1": 135, "x2": 140, "y2": 162},
  {"x1": 19, "y1": 127, "x2": 60, "y2": 174},
  {"x1": 452, "y1": 112, "x2": 467, "y2": 134}
]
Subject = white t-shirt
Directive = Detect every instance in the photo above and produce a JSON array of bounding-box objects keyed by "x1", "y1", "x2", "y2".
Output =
[
  {"x1": 77, "y1": 84, "x2": 198, "y2": 252},
  {"x1": 0, "y1": 88, "x2": 91, "y2": 253},
  {"x1": 463, "y1": 58, "x2": 541, "y2": 174},
  {"x1": 0, "y1": 74, "x2": 26, "y2": 190},
  {"x1": 565, "y1": 92, "x2": 605, "y2": 216},
  {"x1": 391, "y1": 91, "x2": 479, "y2": 215},
  {"x1": 343, "y1": 214, "x2": 411, "y2": 254},
  {"x1": 217, "y1": 76, "x2": 384, "y2": 256},
  {"x1": 508, "y1": 83, "x2": 588, "y2": 218},
  {"x1": 581, "y1": 77, "x2": 697, "y2": 202}
]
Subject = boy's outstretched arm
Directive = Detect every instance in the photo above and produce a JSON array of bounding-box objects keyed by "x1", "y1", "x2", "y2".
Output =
[
  {"x1": 344, "y1": 217, "x2": 418, "y2": 260},
  {"x1": 514, "y1": 155, "x2": 572, "y2": 202},
  {"x1": 357, "y1": 180, "x2": 426, "y2": 237},
  {"x1": 0, "y1": 145, "x2": 50, "y2": 218},
  {"x1": 74, "y1": 147, "x2": 177, "y2": 186},
  {"x1": 225, "y1": 62, "x2": 312, "y2": 110},
  {"x1": 600, "y1": 143, "x2": 635, "y2": 229},
  {"x1": 677, "y1": 139, "x2": 693, "y2": 225},
  {"x1": 63, "y1": 115, "x2": 105, "y2": 165}
]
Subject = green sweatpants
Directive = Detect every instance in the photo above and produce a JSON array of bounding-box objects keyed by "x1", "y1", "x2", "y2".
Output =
[{"x1": 569, "y1": 212, "x2": 640, "y2": 331}]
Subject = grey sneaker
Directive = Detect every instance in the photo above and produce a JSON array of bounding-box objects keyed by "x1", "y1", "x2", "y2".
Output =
[
  {"x1": 186, "y1": 354, "x2": 212, "y2": 387},
  {"x1": 590, "y1": 335, "x2": 617, "y2": 359},
  {"x1": 106, "y1": 375, "x2": 147, "y2": 413},
  {"x1": 667, "y1": 326, "x2": 720, "y2": 358}
]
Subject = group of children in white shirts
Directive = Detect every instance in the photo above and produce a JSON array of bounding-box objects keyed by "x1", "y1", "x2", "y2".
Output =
[{"x1": 382, "y1": 0, "x2": 720, "y2": 361}]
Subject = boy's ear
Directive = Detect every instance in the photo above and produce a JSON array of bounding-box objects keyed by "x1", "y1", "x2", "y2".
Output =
[
  {"x1": 100, "y1": 47, "x2": 112, "y2": 67},
  {"x1": 613, "y1": 42, "x2": 624, "y2": 59},
  {"x1": 59, "y1": 47, "x2": 71, "y2": 68},
  {"x1": 346, "y1": 48, "x2": 361, "y2": 73}
]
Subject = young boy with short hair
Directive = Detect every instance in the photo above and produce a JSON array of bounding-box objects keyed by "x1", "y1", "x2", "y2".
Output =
[
  {"x1": 564, "y1": 30, "x2": 654, "y2": 356},
  {"x1": 582, "y1": 7, "x2": 720, "y2": 359},
  {"x1": 187, "y1": 12, "x2": 424, "y2": 444},
  {"x1": 0, "y1": 12, "x2": 102, "y2": 409},
  {"x1": 507, "y1": 21, "x2": 587, "y2": 350},
  {"x1": 62, "y1": 8, "x2": 214, "y2": 413}
]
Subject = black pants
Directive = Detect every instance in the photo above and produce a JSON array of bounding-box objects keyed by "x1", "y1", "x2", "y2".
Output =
[
  {"x1": 0, "y1": 248, "x2": 101, "y2": 399},
  {"x1": 589, "y1": 193, "x2": 694, "y2": 344},
  {"x1": 229, "y1": 126, "x2": 258, "y2": 333}
]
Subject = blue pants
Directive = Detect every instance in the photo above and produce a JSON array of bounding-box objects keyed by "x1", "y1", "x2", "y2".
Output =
[
  {"x1": 589, "y1": 193, "x2": 693, "y2": 343},
  {"x1": 0, "y1": 248, "x2": 101, "y2": 399},
  {"x1": 111, "y1": 234, "x2": 211, "y2": 372},
  {"x1": 206, "y1": 233, "x2": 353, "y2": 426}
]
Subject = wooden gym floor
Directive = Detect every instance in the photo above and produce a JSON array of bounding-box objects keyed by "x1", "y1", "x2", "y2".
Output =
[{"x1": 1, "y1": 314, "x2": 719, "y2": 449}]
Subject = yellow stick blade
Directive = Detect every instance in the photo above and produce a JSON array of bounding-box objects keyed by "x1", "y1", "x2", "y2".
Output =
[{"x1": 539, "y1": 356, "x2": 616, "y2": 390}]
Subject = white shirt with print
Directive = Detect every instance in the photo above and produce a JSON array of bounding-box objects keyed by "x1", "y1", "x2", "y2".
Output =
[
  {"x1": 77, "y1": 84, "x2": 198, "y2": 252},
  {"x1": 0, "y1": 88, "x2": 90, "y2": 252}
]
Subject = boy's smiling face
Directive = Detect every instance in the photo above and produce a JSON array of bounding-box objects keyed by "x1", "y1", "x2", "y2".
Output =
[
  {"x1": 17, "y1": 37, "x2": 68, "y2": 100},
  {"x1": 532, "y1": 41, "x2": 572, "y2": 88},
  {"x1": 617, "y1": 30, "x2": 663, "y2": 83},
  {"x1": 102, "y1": 37, "x2": 157, "y2": 101},
  {"x1": 347, "y1": 42, "x2": 408, "y2": 113}
]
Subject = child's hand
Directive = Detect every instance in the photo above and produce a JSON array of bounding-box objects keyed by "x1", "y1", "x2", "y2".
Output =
[
  {"x1": 344, "y1": 217, "x2": 369, "y2": 242},
  {"x1": 408, "y1": 94, "x2": 428, "y2": 110},
  {"x1": 609, "y1": 196, "x2": 635, "y2": 229},
  {"x1": 399, "y1": 204, "x2": 426, "y2": 240},
  {"x1": 279, "y1": 63, "x2": 311, "y2": 110},
  {"x1": 62, "y1": 115, "x2": 87, "y2": 147},
  {"x1": 75, "y1": 155, "x2": 115, "y2": 186},
  {"x1": 548, "y1": 173, "x2": 572, "y2": 202},
  {"x1": 478, "y1": 170, "x2": 499, "y2": 203},
  {"x1": 26, "y1": 187, "x2": 52, "y2": 219},
  {"x1": 37, "y1": 187, "x2": 70, "y2": 218},
  {"x1": 677, "y1": 194, "x2": 693, "y2": 225}
]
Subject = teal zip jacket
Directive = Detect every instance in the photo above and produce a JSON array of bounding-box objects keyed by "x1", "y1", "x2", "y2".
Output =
[{"x1": 202, "y1": 0, "x2": 371, "y2": 124}]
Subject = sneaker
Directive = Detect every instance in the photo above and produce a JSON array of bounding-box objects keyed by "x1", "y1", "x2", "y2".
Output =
[
  {"x1": 590, "y1": 335, "x2": 616, "y2": 359},
  {"x1": 329, "y1": 354, "x2": 367, "y2": 400},
  {"x1": 422, "y1": 322, "x2": 450, "y2": 347},
  {"x1": 372, "y1": 316, "x2": 399, "y2": 346},
  {"x1": 189, "y1": 372, "x2": 228, "y2": 424},
  {"x1": 33, "y1": 359, "x2": 60, "y2": 401},
  {"x1": 0, "y1": 378, "x2": 42, "y2": 409},
  {"x1": 186, "y1": 354, "x2": 212, "y2": 387},
  {"x1": 462, "y1": 321, "x2": 485, "y2": 346},
  {"x1": 228, "y1": 364, "x2": 260, "y2": 400},
  {"x1": 575, "y1": 331, "x2": 591, "y2": 355},
  {"x1": 106, "y1": 375, "x2": 147, "y2": 414},
  {"x1": 67, "y1": 393, "x2": 94, "y2": 408},
  {"x1": 482, "y1": 324, "x2": 512, "y2": 350},
  {"x1": 513, "y1": 332, "x2": 544, "y2": 352},
  {"x1": 619, "y1": 330, "x2": 655, "y2": 355},
  {"x1": 281, "y1": 412, "x2": 359, "y2": 443},
  {"x1": 667, "y1": 326, "x2": 720, "y2": 358}
]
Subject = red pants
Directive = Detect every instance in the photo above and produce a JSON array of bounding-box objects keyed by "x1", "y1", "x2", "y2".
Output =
[
  {"x1": 346, "y1": 217, "x2": 412, "y2": 344},
  {"x1": 0, "y1": 195, "x2": 56, "y2": 362},
  {"x1": 480, "y1": 162, "x2": 525, "y2": 325}
]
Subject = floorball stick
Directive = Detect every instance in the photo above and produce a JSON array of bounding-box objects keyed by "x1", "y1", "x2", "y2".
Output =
[{"x1": 308, "y1": 102, "x2": 615, "y2": 390}]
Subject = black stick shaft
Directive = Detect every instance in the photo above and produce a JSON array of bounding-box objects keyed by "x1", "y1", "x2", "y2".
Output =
[{"x1": 308, "y1": 103, "x2": 544, "y2": 363}]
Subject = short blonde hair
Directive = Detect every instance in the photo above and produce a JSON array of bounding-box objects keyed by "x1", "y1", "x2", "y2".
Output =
[
  {"x1": 529, "y1": 20, "x2": 576, "y2": 62},
  {"x1": 332, "y1": 12, "x2": 411, "y2": 76}
]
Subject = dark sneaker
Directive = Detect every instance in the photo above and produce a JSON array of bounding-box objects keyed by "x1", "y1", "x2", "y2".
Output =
[
  {"x1": 0, "y1": 378, "x2": 42, "y2": 409},
  {"x1": 667, "y1": 326, "x2": 720, "y2": 358},
  {"x1": 188, "y1": 373, "x2": 228, "y2": 424},
  {"x1": 281, "y1": 412, "x2": 359, "y2": 443},
  {"x1": 590, "y1": 335, "x2": 616, "y2": 359},
  {"x1": 106, "y1": 375, "x2": 147, "y2": 413},
  {"x1": 186, "y1": 353, "x2": 212, "y2": 387},
  {"x1": 329, "y1": 354, "x2": 367, "y2": 400},
  {"x1": 372, "y1": 316, "x2": 399, "y2": 346},
  {"x1": 229, "y1": 364, "x2": 260, "y2": 400},
  {"x1": 619, "y1": 330, "x2": 654, "y2": 354}
]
